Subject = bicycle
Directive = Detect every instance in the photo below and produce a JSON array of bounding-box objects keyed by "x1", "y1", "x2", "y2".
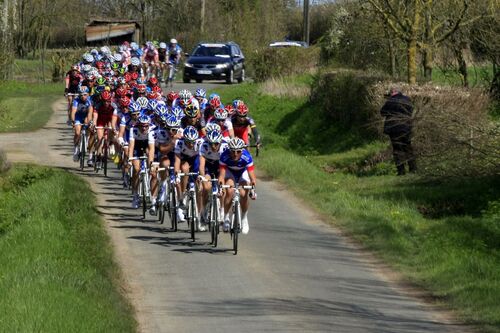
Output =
[
  {"x1": 130, "y1": 156, "x2": 151, "y2": 219},
  {"x1": 156, "y1": 166, "x2": 168, "y2": 224},
  {"x1": 167, "y1": 61, "x2": 177, "y2": 87},
  {"x1": 65, "y1": 93, "x2": 80, "y2": 125},
  {"x1": 201, "y1": 175, "x2": 221, "y2": 247},
  {"x1": 94, "y1": 126, "x2": 113, "y2": 176},
  {"x1": 167, "y1": 167, "x2": 178, "y2": 231},
  {"x1": 178, "y1": 171, "x2": 200, "y2": 241},
  {"x1": 78, "y1": 124, "x2": 89, "y2": 171},
  {"x1": 220, "y1": 184, "x2": 254, "y2": 255}
]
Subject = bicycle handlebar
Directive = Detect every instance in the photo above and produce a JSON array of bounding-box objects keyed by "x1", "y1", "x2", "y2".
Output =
[{"x1": 220, "y1": 184, "x2": 254, "y2": 190}]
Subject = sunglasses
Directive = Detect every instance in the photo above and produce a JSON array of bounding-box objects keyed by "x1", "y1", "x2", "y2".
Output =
[{"x1": 230, "y1": 149, "x2": 242, "y2": 154}]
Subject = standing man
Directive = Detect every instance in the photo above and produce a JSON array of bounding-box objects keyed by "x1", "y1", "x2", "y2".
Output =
[{"x1": 380, "y1": 87, "x2": 416, "y2": 175}]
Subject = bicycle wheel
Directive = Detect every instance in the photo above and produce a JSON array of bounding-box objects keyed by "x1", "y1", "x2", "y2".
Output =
[
  {"x1": 79, "y1": 134, "x2": 86, "y2": 171},
  {"x1": 212, "y1": 196, "x2": 219, "y2": 247},
  {"x1": 169, "y1": 185, "x2": 177, "y2": 231},
  {"x1": 141, "y1": 176, "x2": 147, "y2": 220},
  {"x1": 190, "y1": 195, "x2": 196, "y2": 241},
  {"x1": 103, "y1": 144, "x2": 108, "y2": 177},
  {"x1": 233, "y1": 202, "x2": 241, "y2": 255}
]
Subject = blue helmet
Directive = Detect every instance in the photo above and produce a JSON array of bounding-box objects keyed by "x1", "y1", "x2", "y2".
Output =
[
  {"x1": 183, "y1": 126, "x2": 199, "y2": 142},
  {"x1": 136, "y1": 96, "x2": 149, "y2": 109},
  {"x1": 148, "y1": 99, "x2": 159, "y2": 111},
  {"x1": 166, "y1": 115, "x2": 182, "y2": 129},
  {"x1": 208, "y1": 93, "x2": 220, "y2": 101},
  {"x1": 206, "y1": 130, "x2": 223, "y2": 144},
  {"x1": 195, "y1": 88, "x2": 206, "y2": 99},
  {"x1": 232, "y1": 99, "x2": 244, "y2": 109},
  {"x1": 171, "y1": 106, "x2": 184, "y2": 119},
  {"x1": 138, "y1": 115, "x2": 150, "y2": 125},
  {"x1": 205, "y1": 122, "x2": 221, "y2": 133},
  {"x1": 156, "y1": 104, "x2": 168, "y2": 115},
  {"x1": 130, "y1": 102, "x2": 142, "y2": 114}
]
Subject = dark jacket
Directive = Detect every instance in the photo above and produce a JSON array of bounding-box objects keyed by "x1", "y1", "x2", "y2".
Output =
[{"x1": 380, "y1": 93, "x2": 413, "y2": 135}]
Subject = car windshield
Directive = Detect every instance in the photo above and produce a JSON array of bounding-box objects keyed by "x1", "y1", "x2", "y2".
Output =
[{"x1": 192, "y1": 45, "x2": 231, "y2": 58}]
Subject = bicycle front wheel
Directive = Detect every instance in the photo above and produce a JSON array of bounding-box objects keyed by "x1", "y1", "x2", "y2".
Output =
[
  {"x1": 103, "y1": 144, "x2": 108, "y2": 177},
  {"x1": 170, "y1": 186, "x2": 177, "y2": 231},
  {"x1": 190, "y1": 196, "x2": 195, "y2": 241},
  {"x1": 233, "y1": 202, "x2": 241, "y2": 255},
  {"x1": 80, "y1": 135, "x2": 86, "y2": 171},
  {"x1": 141, "y1": 176, "x2": 147, "y2": 220}
]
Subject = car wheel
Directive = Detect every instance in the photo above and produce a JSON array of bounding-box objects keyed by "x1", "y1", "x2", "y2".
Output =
[
  {"x1": 183, "y1": 77, "x2": 190, "y2": 83},
  {"x1": 196, "y1": 79, "x2": 203, "y2": 83},
  {"x1": 226, "y1": 69, "x2": 234, "y2": 84},
  {"x1": 237, "y1": 68, "x2": 245, "y2": 83}
]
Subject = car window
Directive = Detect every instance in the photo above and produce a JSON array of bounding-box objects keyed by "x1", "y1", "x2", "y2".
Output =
[{"x1": 192, "y1": 45, "x2": 230, "y2": 58}]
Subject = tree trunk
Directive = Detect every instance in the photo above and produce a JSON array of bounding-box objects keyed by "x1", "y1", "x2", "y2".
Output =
[
  {"x1": 407, "y1": 38, "x2": 418, "y2": 84},
  {"x1": 423, "y1": 47, "x2": 433, "y2": 81},
  {"x1": 455, "y1": 47, "x2": 468, "y2": 88}
]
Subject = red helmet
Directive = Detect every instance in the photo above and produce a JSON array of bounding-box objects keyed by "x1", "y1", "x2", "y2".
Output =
[
  {"x1": 209, "y1": 98, "x2": 221, "y2": 109},
  {"x1": 137, "y1": 84, "x2": 147, "y2": 94},
  {"x1": 167, "y1": 91, "x2": 179, "y2": 102},
  {"x1": 96, "y1": 61, "x2": 104, "y2": 69},
  {"x1": 119, "y1": 96, "x2": 131, "y2": 107},
  {"x1": 101, "y1": 90, "x2": 112, "y2": 101},
  {"x1": 224, "y1": 104, "x2": 235, "y2": 116},
  {"x1": 115, "y1": 87, "x2": 128, "y2": 97},
  {"x1": 124, "y1": 72, "x2": 132, "y2": 82},
  {"x1": 236, "y1": 104, "x2": 248, "y2": 116},
  {"x1": 131, "y1": 72, "x2": 139, "y2": 80},
  {"x1": 152, "y1": 85, "x2": 162, "y2": 94},
  {"x1": 148, "y1": 77, "x2": 158, "y2": 86},
  {"x1": 147, "y1": 91, "x2": 159, "y2": 100},
  {"x1": 128, "y1": 81, "x2": 137, "y2": 89}
]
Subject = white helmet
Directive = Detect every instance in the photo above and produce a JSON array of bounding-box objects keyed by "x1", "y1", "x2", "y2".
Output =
[
  {"x1": 130, "y1": 57, "x2": 141, "y2": 66},
  {"x1": 228, "y1": 137, "x2": 246, "y2": 150},
  {"x1": 100, "y1": 46, "x2": 110, "y2": 54},
  {"x1": 83, "y1": 53, "x2": 94, "y2": 63},
  {"x1": 113, "y1": 53, "x2": 122, "y2": 62},
  {"x1": 170, "y1": 38, "x2": 177, "y2": 44},
  {"x1": 159, "y1": 42, "x2": 167, "y2": 49}
]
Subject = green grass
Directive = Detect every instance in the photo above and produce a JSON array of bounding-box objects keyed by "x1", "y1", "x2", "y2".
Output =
[
  {"x1": 431, "y1": 64, "x2": 494, "y2": 87},
  {"x1": 14, "y1": 58, "x2": 53, "y2": 82},
  {"x1": 218, "y1": 79, "x2": 500, "y2": 332},
  {"x1": 0, "y1": 81, "x2": 61, "y2": 132},
  {"x1": 0, "y1": 165, "x2": 136, "y2": 332}
]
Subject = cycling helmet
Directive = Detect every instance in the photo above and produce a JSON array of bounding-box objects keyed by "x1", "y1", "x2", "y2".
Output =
[
  {"x1": 136, "y1": 84, "x2": 147, "y2": 94},
  {"x1": 130, "y1": 42, "x2": 139, "y2": 51},
  {"x1": 170, "y1": 106, "x2": 184, "y2": 119},
  {"x1": 90, "y1": 49, "x2": 98, "y2": 55},
  {"x1": 148, "y1": 100, "x2": 159, "y2": 111},
  {"x1": 153, "y1": 40, "x2": 159, "y2": 48},
  {"x1": 96, "y1": 61, "x2": 104, "y2": 69},
  {"x1": 184, "y1": 103, "x2": 199, "y2": 118},
  {"x1": 96, "y1": 77, "x2": 106, "y2": 85},
  {"x1": 159, "y1": 42, "x2": 167, "y2": 49},
  {"x1": 113, "y1": 53, "x2": 122, "y2": 62},
  {"x1": 156, "y1": 104, "x2": 168, "y2": 115},
  {"x1": 101, "y1": 90, "x2": 112, "y2": 101},
  {"x1": 236, "y1": 104, "x2": 249, "y2": 116},
  {"x1": 70, "y1": 65, "x2": 79, "y2": 72},
  {"x1": 166, "y1": 115, "x2": 182, "y2": 129},
  {"x1": 183, "y1": 126, "x2": 199, "y2": 142},
  {"x1": 167, "y1": 91, "x2": 179, "y2": 102},
  {"x1": 152, "y1": 85, "x2": 162, "y2": 93},
  {"x1": 214, "y1": 108, "x2": 228, "y2": 120},
  {"x1": 209, "y1": 98, "x2": 221, "y2": 109},
  {"x1": 83, "y1": 53, "x2": 94, "y2": 63},
  {"x1": 130, "y1": 57, "x2": 141, "y2": 66},
  {"x1": 82, "y1": 64, "x2": 92, "y2": 73},
  {"x1": 138, "y1": 115, "x2": 150, "y2": 125},
  {"x1": 80, "y1": 86, "x2": 90, "y2": 94},
  {"x1": 100, "y1": 46, "x2": 110, "y2": 54},
  {"x1": 224, "y1": 104, "x2": 235, "y2": 115},
  {"x1": 147, "y1": 91, "x2": 160, "y2": 100},
  {"x1": 117, "y1": 67, "x2": 126, "y2": 75},
  {"x1": 205, "y1": 123, "x2": 221, "y2": 133},
  {"x1": 194, "y1": 88, "x2": 206, "y2": 99},
  {"x1": 136, "y1": 96, "x2": 149, "y2": 109},
  {"x1": 148, "y1": 77, "x2": 158, "y2": 86},
  {"x1": 209, "y1": 93, "x2": 220, "y2": 100},
  {"x1": 228, "y1": 137, "x2": 246, "y2": 150},
  {"x1": 117, "y1": 76, "x2": 126, "y2": 85},
  {"x1": 232, "y1": 99, "x2": 244, "y2": 109},
  {"x1": 179, "y1": 89, "x2": 192, "y2": 104},
  {"x1": 206, "y1": 130, "x2": 223, "y2": 144},
  {"x1": 119, "y1": 97, "x2": 131, "y2": 107},
  {"x1": 130, "y1": 102, "x2": 141, "y2": 114},
  {"x1": 116, "y1": 87, "x2": 128, "y2": 97},
  {"x1": 111, "y1": 62, "x2": 119, "y2": 70},
  {"x1": 170, "y1": 38, "x2": 177, "y2": 44},
  {"x1": 106, "y1": 54, "x2": 115, "y2": 62}
]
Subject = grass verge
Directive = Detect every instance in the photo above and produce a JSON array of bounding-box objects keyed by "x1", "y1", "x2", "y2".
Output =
[
  {"x1": 0, "y1": 165, "x2": 136, "y2": 332},
  {"x1": 218, "y1": 79, "x2": 500, "y2": 332},
  {"x1": 0, "y1": 81, "x2": 60, "y2": 132}
]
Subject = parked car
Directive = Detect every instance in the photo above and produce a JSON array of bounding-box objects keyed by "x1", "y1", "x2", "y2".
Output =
[
  {"x1": 269, "y1": 41, "x2": 309, "y2": 48},
  {"x1": 183, "y1": 42, "x2": 245, "y2": 84}
]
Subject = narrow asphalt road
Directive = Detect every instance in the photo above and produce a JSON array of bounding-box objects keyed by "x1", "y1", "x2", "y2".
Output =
[{"x1": 0, "y1": 82, "x2": 470, "y2": 333}]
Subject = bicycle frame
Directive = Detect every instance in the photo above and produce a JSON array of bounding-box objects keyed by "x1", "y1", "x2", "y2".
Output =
[
  {"x1": 178, "y1": 171, "x2": 199, "y2": 241},
  {"x1": 221, "y1": 184, "x2": 253, "y2": 255}
]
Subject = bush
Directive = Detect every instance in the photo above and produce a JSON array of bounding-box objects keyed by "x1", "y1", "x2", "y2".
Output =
[
  {"x1": 248, "y1": 46, "x2": 319, "y2": 82},
  {"x1": 0, "y1": 150, "x2": 11, "y2": 174}
]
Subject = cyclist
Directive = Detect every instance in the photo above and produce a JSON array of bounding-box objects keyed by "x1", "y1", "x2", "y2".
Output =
[
  {"x1": 219, "y1": 137, "x2": 257, "y2": 234},
  {"x1": 65, "y1": 65, "x2": 83, "y2": 124},
  {"x1": 166, "y1": 38, "x2": 182, "y2": 85},
  {"x1": 174, "y1": 125, "x2": 204, "y2": 230},
  {"x1": 117, "y1": 102, "x2": 141, "y2": 187},
  {"x1": 204, "y1": 95, "x2": 222, "y2": 120},
  {"x1": 199, "y1": 130, "x2": 228, "y2": 225},
  {"x1": 70, "y1": 86, "x2": 93, "y2": 162},
  {"x1": 129, "y1": 115, "x2": 156, "y2": 209},
  {"x1": 231, "y1": 103, "x2": 261, "y2": 147},
  {"x1": 194, "y1": 88, "x2": 208, "y2": 114},
  {"x1": 157, "y1": 42, "x2": 168, "y2": 82},
  {"x1": 181, "y1": 103, "x2": 206, "y2": 137},
  {"x1": 142, "y1": 42, "x2": 159, "y2": 79},
  {"x1": 166, "y1": 91, "x2": 179, "y2": 108},
  {"x1": 209, "y1": 108, "x2": 234, "y2": 138},
  {"x1": 128, "y1": 57, "x2": 144, "y2": 81},
  {"x1": 91, "y1": 90, "x2": 117, "y2": 168}
]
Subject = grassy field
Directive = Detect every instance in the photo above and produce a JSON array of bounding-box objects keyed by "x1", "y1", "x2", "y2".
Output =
[
  {"x1": 14, "y1": 58, "x2": 53, "y2": 82},
  {"x1": 0, "y1": 165, "x2": 136, "y2": 332},
  {"x1": 0, "y1": 81, "x2": 61, "y2": 132},
  {"x1": 218, "y1": 79, "x2": 500, "y2": 332}
]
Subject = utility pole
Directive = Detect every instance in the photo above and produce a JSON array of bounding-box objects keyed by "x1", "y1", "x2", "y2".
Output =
[{"x1": 303, "y1": 0, "x2": 310, "y2": 45}]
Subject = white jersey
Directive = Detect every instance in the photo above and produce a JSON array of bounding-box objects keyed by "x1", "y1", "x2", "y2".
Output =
[
  {"x1": 153, "y1": 127, "x2": 171, "y2": 146},
  {"x1": 200, "y1": 141, "x2": 229, "y2": 162},
  {"x1": 174, "y1": 138, "x2": 203, "y2": 158},
  {"x1": 129, "y1": 127, "x2": 155, "y2": 144}
]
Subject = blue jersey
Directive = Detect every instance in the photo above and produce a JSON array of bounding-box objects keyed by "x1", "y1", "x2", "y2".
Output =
[
  {"x1": 219, "y1": 149, "x2": 254, "y2": 177},
  {"x1": 72, "y1": 97, "x2": 92, "y2": 117}
]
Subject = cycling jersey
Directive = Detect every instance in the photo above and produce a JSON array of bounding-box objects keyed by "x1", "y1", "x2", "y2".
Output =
[
  {"x1": 144, "y1": 48, "x2": 158, "y2": 63},
  {"x1": 94, "y1": 102, "x2": 117, "y2": 127},
  {"x1": 72, "y1": 97, "x2": 92, "y2": 125},
  {"x1": 158, "y1": 48, "x2": 167, "y2": 62},
  {"x1": 66, "y1": 71, "x2": 83, "y2": 93},
  {"x1": 174, "y1": 139, "x2": 203, "y2": 159},
  {"x1": 168, "y1": 45, "x2": 182, "y2": 63},
  {"x1": 219, "y1": 149, "x2": 254, "y2": 183},
  {"x1": 207, "y1": 118, "x2": 233, "y2": 137},
  {"x1": 181, "y1": 116, "x2": 206, "y2": 136},
  {"x1": 231, "y1": 115, "x2": 256, "y2": 145},
  {"x1": 200, "y1": 141, "x2": 229, "y2": 176},
  {"x1": 119, "y1": 113, "x2": 137, "y2": 143},
  {"x1": 129, "y1": 126, "x2": 155, "y2": 157}
]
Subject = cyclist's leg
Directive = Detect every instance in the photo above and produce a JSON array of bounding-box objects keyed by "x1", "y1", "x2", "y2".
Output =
[
  {"x1": 95, "y1": 127, "x2": 104, "y2": 156},
  {"x1": 239, "y1": 171, "x2": 252, "y2": 214}
]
